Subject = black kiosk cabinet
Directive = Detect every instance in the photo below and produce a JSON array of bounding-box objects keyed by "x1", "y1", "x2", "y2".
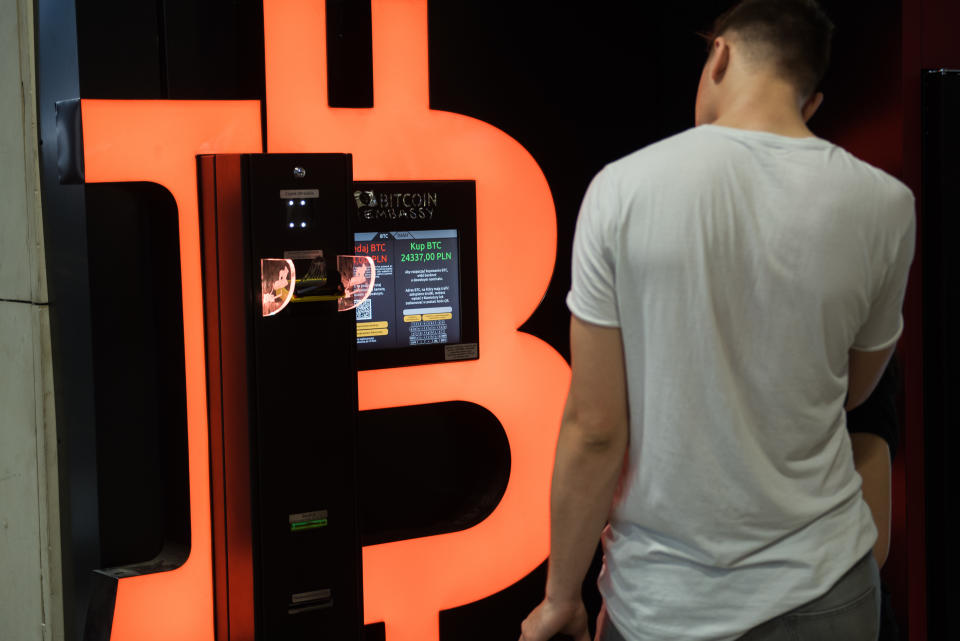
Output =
[{"x1": 198, "y1": 154, "x2": 363, "y2": 641}]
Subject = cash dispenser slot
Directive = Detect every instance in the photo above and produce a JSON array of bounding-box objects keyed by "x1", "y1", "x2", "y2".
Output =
[{"x1": 289, "y1": 588, "x2": 334, "y2": 615}]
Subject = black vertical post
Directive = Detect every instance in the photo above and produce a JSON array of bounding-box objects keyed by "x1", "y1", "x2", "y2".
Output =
[
  {"x1": 35, "y1": 2, "x2": 98, "y2": 640},
  {"x1": 921, "y1": 68, "x2": 960, "y2": 639},
  {"x1": 200, "y1": 153, "x2": 364, "y2": 640}
]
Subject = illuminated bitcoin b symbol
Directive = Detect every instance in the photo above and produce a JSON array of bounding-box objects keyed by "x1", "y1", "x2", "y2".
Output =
[
  {"x1": 80, "y1": 2, "x2": 569, "y2": 640},
  {"x1": 264, "y1": 1, "x2": 570, "y2": 639}
]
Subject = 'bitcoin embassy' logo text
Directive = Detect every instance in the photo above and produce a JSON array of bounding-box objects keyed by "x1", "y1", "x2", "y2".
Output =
[{"x1": 354, "y1": 189, "x2": 438, "y2": 222}]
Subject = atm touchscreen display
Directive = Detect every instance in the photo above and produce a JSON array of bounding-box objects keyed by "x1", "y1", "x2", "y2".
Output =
[{"x1": 352, "y1": 230, "x2": 460, "y2": 350}]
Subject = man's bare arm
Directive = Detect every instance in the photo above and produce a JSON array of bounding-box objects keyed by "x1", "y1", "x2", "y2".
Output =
[
  {"x1": 519, "y1": 316, "x2": 630, "y2": 641},
  {"x1": 851, "y1": 432, "x2": 892, "y2": 567},
  {"x1": 846, "y1": 345, "x2": 896, "y2": 411}
]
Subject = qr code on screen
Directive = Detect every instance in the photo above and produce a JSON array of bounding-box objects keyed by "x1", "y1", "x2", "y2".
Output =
[{"x1": 356, "y1": 298, "x2": 372, "y2": 320}]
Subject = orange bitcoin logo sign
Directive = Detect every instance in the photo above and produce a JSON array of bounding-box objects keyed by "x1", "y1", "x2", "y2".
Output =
[
  {"x1": 81, "y1": 100, "x2": 261, "y2": 640},
  {"x1": 81, "y1": 2, "x2": 569, "y2": 640}
]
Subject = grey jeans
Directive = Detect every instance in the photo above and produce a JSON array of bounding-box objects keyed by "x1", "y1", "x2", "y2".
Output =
[{"x1": 596, "y1": 553, "x2": 881, "y2": 641}]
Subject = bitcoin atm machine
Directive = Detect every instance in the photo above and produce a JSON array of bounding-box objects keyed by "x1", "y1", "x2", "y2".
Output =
[
  {"x1": 199, "y1": 153, "x2": 374, "y2": 641},
  {"x1": 349, "y1": 180, "x2": 479, "y2": 370}
]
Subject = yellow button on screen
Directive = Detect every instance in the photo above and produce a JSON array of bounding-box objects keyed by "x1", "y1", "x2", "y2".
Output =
[
  {"x1": 357, "y1": 328, "x2": 389, "y2": 337},
  {"x1": 357, "y1": 321, "x2": 388, "y2": 330},
  {"x1": 422, "y1": 313, "x2": 453, "y2": 321},
  {"x1": 403, "y1": 315, "x2": 423, "y2": 322}
]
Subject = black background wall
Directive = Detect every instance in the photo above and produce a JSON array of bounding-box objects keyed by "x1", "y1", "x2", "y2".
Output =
[{"x1": 35, "y1": 1, "x2": 921, "y2": 641}]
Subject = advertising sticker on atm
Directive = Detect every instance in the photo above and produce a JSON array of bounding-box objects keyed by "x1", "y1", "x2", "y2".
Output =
[{"x1": 351, "y1": 181, "x2": 479, "y2": 369}]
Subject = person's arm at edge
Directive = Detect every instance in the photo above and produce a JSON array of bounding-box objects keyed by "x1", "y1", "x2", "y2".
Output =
[
  {"x1": 519, "y1": 316, "x2": 630, "y2": 641},
  {"x1": 850, "y1": 432, "x2": 892, "y2": 567},
  {"x1": 846, "y1": 344, "x2": 896, "y2": 411}
]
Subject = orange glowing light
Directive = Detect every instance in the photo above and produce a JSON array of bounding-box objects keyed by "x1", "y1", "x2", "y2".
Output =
[
  {"x1": 265, "y1": 2, "x2": 570, "y2": 640},
  {"x1": 81, "y1": 100, "x2": 262, "y2": 641},
  {"x1": 80, "y1": 1, "x2": 569, "y2": 640}
]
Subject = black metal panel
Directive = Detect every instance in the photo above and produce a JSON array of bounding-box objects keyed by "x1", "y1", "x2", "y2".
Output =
[
  {"x1": 36, "y1": 1, "x2": 99, "y2": 639},
  {"x1": 358, "y1": 402, "x2": 510, "y2": 546},
  {"x1": 85, "y1": 182, "x2": 190, "y2": 569},
  {"x1": 246, "y1": 154, "x2": 361, "y2": 640},
  {"x1": 326, "y1": 0, "x2": 373, "y2": 108},
  {"x1": 55, "y1": 98, "x2": 86, "y2": 184},
  {"x1": 75, "y1": 0, "x2": 165, "y2": 98},
  {"x1": 921, "y1": 68, "x2": 960, "y2": 640},
  {"x1": 161, "y1": 0, "x2": 265, "y2": 99},
  {"x1": 81, "y1": 570, "x2": 118, "y2": 641},
  {"x1": 200, "y1": 153, "x2": 363, "y2": 641},
  {"x1": 74, "y1": 0, "x2": 266, "y2": 100}
]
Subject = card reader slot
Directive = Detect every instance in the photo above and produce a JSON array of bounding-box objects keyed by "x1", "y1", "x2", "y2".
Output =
[{"x1": 288, "y1": 588, "x2": 334, "y2": 615}]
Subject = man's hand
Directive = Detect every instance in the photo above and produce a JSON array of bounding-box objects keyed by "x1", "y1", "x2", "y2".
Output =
[
  {"x1": 519, "y1": 598, "x2": 591, "y2": 641},
  {"x1": 517, "y1": 317, "x2": 627, "y2": 641},
  {"x1": 850, "y1": 432, "x2": 892, "y2": 567}
]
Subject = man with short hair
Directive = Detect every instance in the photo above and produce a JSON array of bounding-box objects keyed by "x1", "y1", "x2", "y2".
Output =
[{"x1": 518, "y1": 1, "x2": 915, "y2": 640}]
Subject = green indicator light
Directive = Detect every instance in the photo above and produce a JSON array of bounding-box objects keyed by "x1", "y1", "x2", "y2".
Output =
[{"x1": 290, "y1": 518, "x2": 328, "y2": 532}]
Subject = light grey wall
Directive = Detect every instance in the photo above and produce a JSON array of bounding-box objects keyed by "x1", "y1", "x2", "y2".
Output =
[{"x1": 0, "y1": 0, "x2": 64, "y2": 640}]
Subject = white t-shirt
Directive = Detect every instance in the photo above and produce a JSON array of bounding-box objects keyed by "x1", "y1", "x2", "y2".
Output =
[{"x1": 566, "y1": 125, "x2": 915, "y2": 641}]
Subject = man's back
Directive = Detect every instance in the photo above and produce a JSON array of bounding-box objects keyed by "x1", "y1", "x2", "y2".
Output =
[{"x1": 567, "y1": 125, "x2": 915, "y2": 641}]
